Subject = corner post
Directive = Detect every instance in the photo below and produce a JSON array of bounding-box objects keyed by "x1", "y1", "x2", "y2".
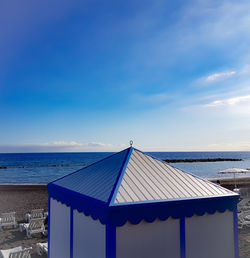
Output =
[
  {"x1": 180, "y1": 217, "x2": 186, "y2": 258},
  {"x1": 70, "y1": 207, "x2": 74, "y2": 258},
  {"x1": 106, "y1": 223, "x2": 116, "y2": 258},
  {"x1": 233, "y1": 208, "x2": 239, "y2": 258},
  {"x1": 48, "y1": 197, "x2": 51, "y2": 258}
]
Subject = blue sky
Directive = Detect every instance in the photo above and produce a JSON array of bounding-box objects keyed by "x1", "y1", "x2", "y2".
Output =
[{"x1": 1, "y1": 0, "x2": 250, "y2": 152}]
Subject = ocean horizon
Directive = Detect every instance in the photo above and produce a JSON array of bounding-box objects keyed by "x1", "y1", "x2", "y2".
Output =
[{"x1": 1, "y1": 151, "x2": 250, "y2": 183}]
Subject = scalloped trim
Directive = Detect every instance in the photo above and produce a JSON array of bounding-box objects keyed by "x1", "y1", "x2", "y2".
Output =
[{"x1": 49, "y1": 187, "x2": 238, "y2": 227}]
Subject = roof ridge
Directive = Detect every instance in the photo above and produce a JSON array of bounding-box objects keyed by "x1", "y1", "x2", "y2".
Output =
[
  {"x1": 108, "y1": 147, "x2": 134, "y2": 205},
  {"x1": 49, "y1": 147, "x2": 131, "y2": 185}
]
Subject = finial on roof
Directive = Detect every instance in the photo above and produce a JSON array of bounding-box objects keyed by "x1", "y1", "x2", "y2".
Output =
[{"x1": 129, "y1": 140, "x2": 133, "y2": 147}]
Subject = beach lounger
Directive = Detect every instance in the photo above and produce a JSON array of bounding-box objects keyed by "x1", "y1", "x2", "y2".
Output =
[
  {"x1": 0, "y1": 246, "x2": 32, "y2": 258},
  {"x1": 238, "y1": 198, "x2": 250, "y2": 212},
  {"x1": 19, "y1": 218, "x2": 46, "y2": 238},
  {"x1": 25, "y1": 209, "x2": 44, "y2": 222},
  {"x1": 36, "y1": 242, "x2": 48, "y2": 256},
  {"x1": 238, "y1": 211, "x2": 250, "y2": 229},
  {"x1": 0, "y1": 212, "x2": 17, "y2": 229}
]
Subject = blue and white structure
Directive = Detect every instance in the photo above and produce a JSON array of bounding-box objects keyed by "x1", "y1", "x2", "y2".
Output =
[{"x1": 47, "y1": 147, "x2": 239, "y2": 258}]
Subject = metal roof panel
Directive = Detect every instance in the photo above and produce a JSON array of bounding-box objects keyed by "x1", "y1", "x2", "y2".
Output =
[
  {"x1": 114, "y1": 149, "x2": 236, "y2": 204},
  {"x1": 52, "y1": 148, "x2": 130, "y2": 203}
]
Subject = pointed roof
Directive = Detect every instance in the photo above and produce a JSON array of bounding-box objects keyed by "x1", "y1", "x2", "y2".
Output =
[
  {"x1": 48, "y1": 147, "x2": 239, "y2": 226},
  {"x1": 111, "y1": 149, "x2": 234, "y2": 205}
]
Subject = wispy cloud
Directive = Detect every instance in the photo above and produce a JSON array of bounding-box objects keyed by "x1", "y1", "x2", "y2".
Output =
[
  {"x1": 198, "y1": 63, "x2": 250, "y2": 83},
  {"x1": 205, "y1": 71, "x2": 236, "y2": 82},
  {"x1": 205, "y1": 95, "x2": 250, "y2": 107},
  {"x1": 0, "y1": 141, "x2": 117, "y2": 153},
  {"x1": 87, "y1": 142, "x2": 112, "y2": 148},
  {"x1": 127, "y1": 1, "x2": 250, "y2": 71},
  {"x1": 207, "y1": 141, "x2": 250, "y2": 151}
]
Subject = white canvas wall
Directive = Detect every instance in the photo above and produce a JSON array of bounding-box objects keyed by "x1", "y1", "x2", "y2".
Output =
[
  {"x1": 186, "y1": 211, "x2": 235, "y2": 258},
  {"x1": 49, "y1": 198, "x2": 71, "y2": 258},
  {"x1": 73, "y1": 210, "x2": 105, "y2": 258},
  {"x1": 116, "y1": 218, "x2": 180, "y2": 258}
]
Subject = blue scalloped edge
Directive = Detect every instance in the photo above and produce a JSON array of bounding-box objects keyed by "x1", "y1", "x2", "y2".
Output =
[{"x1": 48, "y1": 183, "x2": 239, "y2": 227}]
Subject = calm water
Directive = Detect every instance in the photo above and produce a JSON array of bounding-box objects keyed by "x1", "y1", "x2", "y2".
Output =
[{"x1": 0, "y1": 151, "x2": 250, "y2": 183}]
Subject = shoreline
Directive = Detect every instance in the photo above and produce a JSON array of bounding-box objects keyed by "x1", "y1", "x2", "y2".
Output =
[
  {"x1": 2, "y1": 175, "x2": 250, "y2": 187},
  {"x1": 1, "y1": 176, "x2": 250, "y2": 197},
  {"x1": 0, "y1": 173, "x2": 250, "y2": 185},
  {"x1": 0, "y1": 184, "x2": 47, "y2": 191}
]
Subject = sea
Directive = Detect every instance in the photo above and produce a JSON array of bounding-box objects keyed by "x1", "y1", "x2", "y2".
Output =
[{"x1": 0, "y1": 151, "x2": 250, "y2": 184}]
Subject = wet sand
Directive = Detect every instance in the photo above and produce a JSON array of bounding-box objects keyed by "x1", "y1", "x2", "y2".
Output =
[{"x1": 0, "y1": 184, "x2": 250, "y2": 258}]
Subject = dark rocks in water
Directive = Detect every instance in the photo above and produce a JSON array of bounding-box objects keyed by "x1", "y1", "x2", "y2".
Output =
[
  {"x1": 0, "y1": 166, "x2": 7, "y2": 169},
  {"x1": 163, "y1": 158, "x2": 243, "y2": 163}
]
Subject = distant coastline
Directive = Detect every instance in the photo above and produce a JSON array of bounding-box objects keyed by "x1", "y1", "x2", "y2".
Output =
[
  {"x1": 0, "y1": 164, "x2": 78, "y2": 169},
  {"x1": 163, "y1": 158, "x2": 243, "y2": 163}
]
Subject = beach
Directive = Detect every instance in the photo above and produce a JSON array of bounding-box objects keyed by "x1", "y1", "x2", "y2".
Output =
[
  {"x1": 0, "y1": 185, "x2": 48, "y2": 257},
  {"x1": 0, "y1": 183, "x2": 250, "y2": 258}
]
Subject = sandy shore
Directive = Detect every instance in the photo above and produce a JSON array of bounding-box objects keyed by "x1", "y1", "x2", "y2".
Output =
[
  {"x1": 209, "y1": 176, "x2": 250, "y2": 192},
  {"x1": 0, "y1": 184, "x2": 250, "y2": 258},
  {"x1": 0, "y1": 185, "x2": 48, "y2": 257},
  {"x1": 0, "y1": 184, "x2": 48, "y2": 221}
]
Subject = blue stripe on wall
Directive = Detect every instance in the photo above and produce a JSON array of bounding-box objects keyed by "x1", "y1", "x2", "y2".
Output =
[
  {"x1": 106, "y1": 223, "x2": 116, "y2": 258},
  {"x1": 180, "y1": 217, "x2": 186, "y2": 258},
  {"x1": 70, "y1": 208, "x2": 74, "y2": 258},
  {"x1": 48, "y1": 197, "x2": 51, "y2": 258},
  {"x1": 233, "y1": 209, "x2": 239, "y2": 258}
]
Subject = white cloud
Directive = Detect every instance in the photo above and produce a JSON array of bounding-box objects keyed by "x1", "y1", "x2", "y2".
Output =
[
  {"x1": 205, "y1": 71, "x2": 236, "y2": 82},
  {"x1": 0, "y1": 141, "x2": 118, "y2": 153},
  {"x1": 87, "y1": 142, "x2": 112, "y2": 148},
  {"x1": 205, "y1": 95, "x2": 250, "y2": 107},
  {"x1": 126, "y1": 0, "x2": 250, "y2": 71},
  {"x1": 44, "y1": 141, "x2": 82, "y2": 147},
  {"x1": 207, "y1": 142, "x2": 250, "y2": 151}
]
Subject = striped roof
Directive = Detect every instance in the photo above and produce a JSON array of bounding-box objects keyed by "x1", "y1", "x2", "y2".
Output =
[
  {"x1": 48, "y1": 147, "x2": 239, "y2": 225},
  {"x1": 113, "y1": 149, "x2": 235, "y2": 205},
  {"x1": 50, "y1": 147, "x2": 236, "y2": 206},
  {"x1": 51, "y1": 148, "x2": 130, "y2": 203}
]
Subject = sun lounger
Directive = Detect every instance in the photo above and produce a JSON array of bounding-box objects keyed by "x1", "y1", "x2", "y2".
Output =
[
  {"x1": 238, "y1": 198, "x2": 250, "y2": 212},
  {"x1": 25, "y1": 209, "x2": 44, "y2": 222},
  {"x1": 19, "y1": 218, "x2": 46, "y2": 238},
  {"x1": 0, "y1": 212, "x2": 17, "y2": 229},
  {"x1": 36, "y1": 242, "x2": 48, "y2": 256},
  {"x1": 238, "y1": 210, "x2": 250, "y2": 229},
  {"x1": 0, "y1": 246, "x2": 32, "y2": 258}
]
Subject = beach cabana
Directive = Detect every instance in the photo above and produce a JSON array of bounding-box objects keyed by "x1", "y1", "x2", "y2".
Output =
[{"x1": 47, "y1": 147, "x2": 239, "y2": 258}]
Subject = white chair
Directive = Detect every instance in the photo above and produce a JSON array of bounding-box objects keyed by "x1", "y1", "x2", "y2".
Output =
[
  {"x1": 238, "y1": 198, "x2": 250, "y2": 212},
  {"x1": 0, "y1": 212, "x2": 17, "y2": 229},
  {"x1": 36, "y1": 242, "x2": 48, "y2": 256},
  {"x1": 238, "y1": 210, "x2": 250, "y2": 229},
  {"x1": 25, "y1": 209, "x2": 44, "y2": 222},
  {"x1": 19, "y1": 218, "x2": 46, "y2": 238},
  {"x1": 0, "y1": 246, "x2": 32, "y2": 258}
]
